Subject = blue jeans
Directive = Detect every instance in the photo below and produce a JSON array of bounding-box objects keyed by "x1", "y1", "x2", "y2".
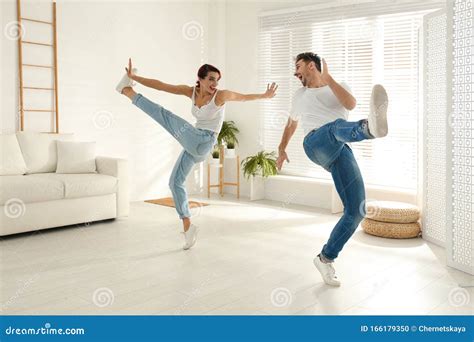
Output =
[
  {"x1": 303, "y1": 118, "x2": 374, "y2": 261},
  {"x1": 132, "y1": 93, "x2": 217, "y2": 219}
]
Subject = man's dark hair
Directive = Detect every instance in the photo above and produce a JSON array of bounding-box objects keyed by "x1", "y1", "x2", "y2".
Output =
[{"x1": 295, "y1": 52, "x2": 321, "y2": 72}]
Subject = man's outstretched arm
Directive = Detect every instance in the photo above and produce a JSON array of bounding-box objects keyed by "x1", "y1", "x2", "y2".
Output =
[{"x1": 277, "y1": 118, "x2": 298, "y2": 170}]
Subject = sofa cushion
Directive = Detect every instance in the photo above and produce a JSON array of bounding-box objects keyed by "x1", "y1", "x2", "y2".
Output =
[
  {"x1": 56, "y1": 141, "x2": 97, "y2": 174},
  {"x1": 0, "y1": 175, "x2": 64, "y2": 205},
  {"x1": 16, "y1": 132, "x2": 74, "y2": 174},
  {"x1": 0, "y1": 134, "x2": 27, "y2": 176},
  {"x1": 31, "y1": 173, "x2": 117, "y2": 199}
]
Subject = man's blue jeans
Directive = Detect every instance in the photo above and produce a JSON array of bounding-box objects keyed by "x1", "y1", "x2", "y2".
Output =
[
  {"x1": 132, "y1": 93, "x2": 216, "y2": 219},
  {"x1": 303, "y1": 118, "x2": 374, "y2": 261}
]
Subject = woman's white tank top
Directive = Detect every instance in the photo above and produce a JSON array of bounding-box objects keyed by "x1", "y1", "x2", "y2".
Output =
[{"x1": 191, "y1": 86, "x2": 225, "y2": 133}]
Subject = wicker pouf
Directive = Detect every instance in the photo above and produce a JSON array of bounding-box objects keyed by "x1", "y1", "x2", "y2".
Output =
[
  {"x1": 364, "y1": 200, "x2": 420, "y2": 223},
  {"x1": 362, "y1": 218, "x2": 421, "y2": 239}
]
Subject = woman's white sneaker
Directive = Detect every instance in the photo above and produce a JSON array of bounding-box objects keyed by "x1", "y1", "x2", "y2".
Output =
[
  {"x1": 183, "y1": 224, "x2": 199, "y2": 250},
  {"x1": 115, "y1": 68, "x2": 137, "y2": 94},
  {"x1": 368, "y1": 84, "x2": 389, "y2": 138},
  {"x1": 313, "y1": 255, "x2": 341, "y2": 286}
]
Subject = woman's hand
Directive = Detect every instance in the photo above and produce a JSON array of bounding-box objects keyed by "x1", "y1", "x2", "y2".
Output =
[
  {"x1": 263, "y1": 82, "x2": 278, "y2": 99},
  {"x1": 125, "y1": 58, "x2": 137, "y2": 80}
]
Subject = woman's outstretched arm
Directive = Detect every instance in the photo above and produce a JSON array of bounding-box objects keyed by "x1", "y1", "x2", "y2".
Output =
[
  {"x1": 126, "y1": 58, "x2": 193, "y2": 98},
  {"x1": 216, "y1": 82, "x2": 278, "y2": 106}
]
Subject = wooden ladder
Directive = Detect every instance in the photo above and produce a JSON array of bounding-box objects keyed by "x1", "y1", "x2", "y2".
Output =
[{"x1": 16, "y1": 0, "x2": 59, "y2": 133}]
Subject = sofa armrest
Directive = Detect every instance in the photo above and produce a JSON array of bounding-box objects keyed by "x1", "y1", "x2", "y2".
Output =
[{"x1": 96, "y1": 156, "x2": 129, "y2": 217}]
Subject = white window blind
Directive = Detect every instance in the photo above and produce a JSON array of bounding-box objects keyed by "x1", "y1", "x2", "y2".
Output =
[{"x1": 258, "y1": 3, "x2": 441, "y2": 190}]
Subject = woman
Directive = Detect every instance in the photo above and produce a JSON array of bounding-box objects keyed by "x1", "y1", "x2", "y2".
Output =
[{"x1": 116, "y1": 59, "x2": 278, "y2": 250}]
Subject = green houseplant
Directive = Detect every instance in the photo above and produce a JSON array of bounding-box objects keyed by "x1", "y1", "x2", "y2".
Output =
[
  {"x1": 241, "y1": 151, "x2": 278, "y2": 200},
  {"x1": 218, "y1": 120, "x2": 240, "y2": 146},
  {"x1": 216, "y1": 120, "x2": 240, "y2": 158},
  {"x1": 241, "y1": 151, "x2": 278, "y2": 179},
  {"x1": 210, "y1": 147, "x2": 220, "y2": 165},
  {"x1": 225, "y1": 141, "x2": 236, "y2": 158}
]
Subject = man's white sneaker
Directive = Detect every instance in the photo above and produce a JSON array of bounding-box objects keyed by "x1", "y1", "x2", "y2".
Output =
[
  {"x1": 368, "y1": 84, "x2": 388, "y2": 138},
  {"x1": 183, "y1": 224, "x2": 199, "y2": 250},
  {"x1": 115, "y1": 68, "x2": 137, "y2": 94},
  {"x1": 313, "y1": 255, "x2": 341, "y2": 287}
]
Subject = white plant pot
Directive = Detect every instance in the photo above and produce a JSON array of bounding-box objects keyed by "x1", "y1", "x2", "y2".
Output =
[
  {"x1": 225, "y1": 148, "x2": 236, "y2": 158},
  {"x1": 249, "y1": 175, "x2": 265, "y2": 201},
  {"x1": 210, "y1": 157, "x2": 220, "y2": 165}
]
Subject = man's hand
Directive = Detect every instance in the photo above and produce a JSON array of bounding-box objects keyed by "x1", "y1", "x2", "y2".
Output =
[
  {"x1": 276, "y1": 150, "x2": 289, "y2": 171},
  {"x1": 319, "y1": 58, "x2": 332, "y2": 84}
]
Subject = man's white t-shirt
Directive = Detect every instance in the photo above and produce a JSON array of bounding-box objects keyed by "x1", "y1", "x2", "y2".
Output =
[{"x1": 289, "y1": 82, "x2": 352, "y2": 135}]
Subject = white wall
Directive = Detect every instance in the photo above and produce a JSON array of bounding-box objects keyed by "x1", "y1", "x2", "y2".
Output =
[{"x1": 1, "y1": 0, "x2": 214, "y2": 202}]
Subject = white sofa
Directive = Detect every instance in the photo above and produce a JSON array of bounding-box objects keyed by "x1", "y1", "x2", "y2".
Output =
[{"x1": 0, "y1": 132, "x2": 129, "y2": 236}]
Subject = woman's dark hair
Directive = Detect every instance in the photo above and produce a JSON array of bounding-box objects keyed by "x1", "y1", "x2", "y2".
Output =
[
  {"x1": 295, "y1": 52, "x2": 321, "y2": 72},
  {"x1": 196, "y1": 64, "x2": 221, "y2": 87}
]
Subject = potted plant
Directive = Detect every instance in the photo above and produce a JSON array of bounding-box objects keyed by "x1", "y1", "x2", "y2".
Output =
[
  {"x1": 210, "y1": 148, "x2": 220, "y2": 165},
  {"x1": 218, "y1": 121, "x2": 239, "y2": 158},
  {"x1": 225, "y1": 141, "x2": 236, "y2": 158},
  {"x1": 241, "y1": 151, "x2": 278, "y2": 200}
]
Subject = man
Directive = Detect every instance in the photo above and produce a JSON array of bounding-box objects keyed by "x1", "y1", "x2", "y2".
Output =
[{"x1": 276, "y1": 52, "x2": 388, "y2": 286}]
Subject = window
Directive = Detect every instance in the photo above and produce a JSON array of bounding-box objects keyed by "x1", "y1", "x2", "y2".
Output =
[{"x1": 258, "y1": 4, "x2": 439, "y2": 190}]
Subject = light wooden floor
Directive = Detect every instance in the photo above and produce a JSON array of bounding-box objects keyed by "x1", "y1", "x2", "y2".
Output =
[{"x1": 1, "y1": 196, "x2": 472, "y2": 315}]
